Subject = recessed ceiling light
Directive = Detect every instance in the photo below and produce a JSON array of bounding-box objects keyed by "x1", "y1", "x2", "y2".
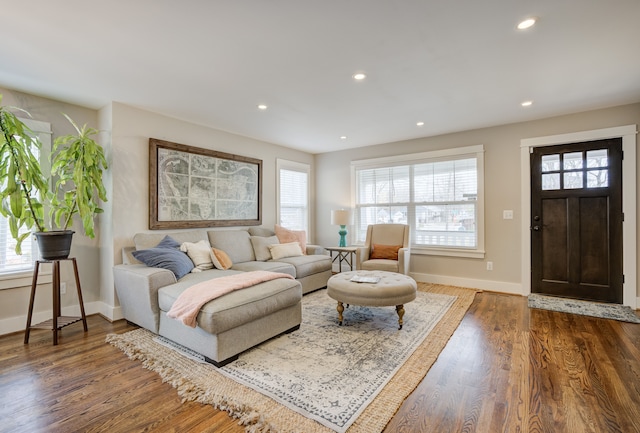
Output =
[
  {"x1": 340, "y1": 136, "x2": 347, "y2": 140},
  {"x1": 416, "y1": 121, "x2": 424, "y2": 127},
  {"x1": 517, "y1": 17, "x2": 536, "y2": 30},
  {"x1": 352, "y1": 73, "x2": 367, "y2": 81},
  {"x1": 521, "y1": 100, "x2": 533, "y2": 107},
  {"x1": 257, "y1": 104, "x2": 268, "y2": 110}
]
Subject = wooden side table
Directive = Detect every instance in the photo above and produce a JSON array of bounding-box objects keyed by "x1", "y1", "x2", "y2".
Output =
[
  {"x1": 24, "y1": 258, "x2": 88, "y2": 345},
  {"x1": 326, "y1": 246, "x2": 357, "y2": 273}
]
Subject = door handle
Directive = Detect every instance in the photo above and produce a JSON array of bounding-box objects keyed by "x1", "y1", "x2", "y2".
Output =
[{"x1": 532, "y1": 225, "x2": 540, "y2": 231}]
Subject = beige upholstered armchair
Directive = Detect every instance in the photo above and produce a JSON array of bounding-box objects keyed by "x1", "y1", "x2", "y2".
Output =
[{"x1": 355, "y1": 224, "x2": 411, "y2": 275}]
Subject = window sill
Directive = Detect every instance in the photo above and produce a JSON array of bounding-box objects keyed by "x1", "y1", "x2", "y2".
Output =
[
  {"x1": 0, "y1": 269, "x2": 52, "y2": 290},
  {"x1": 411, "y1": 246, "x2": 486, "y2": 259}
]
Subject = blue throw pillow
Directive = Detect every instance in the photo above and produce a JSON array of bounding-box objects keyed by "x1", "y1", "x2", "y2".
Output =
[{"x1": 132, "y1": 236, "x2": 194, "y2": 279}]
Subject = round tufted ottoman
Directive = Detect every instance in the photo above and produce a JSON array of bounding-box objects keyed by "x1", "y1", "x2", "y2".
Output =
[{"x1": 327, "y1": 270, "x2": 417, "y2": 329}]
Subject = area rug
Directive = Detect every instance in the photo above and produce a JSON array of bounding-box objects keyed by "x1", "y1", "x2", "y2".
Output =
[
  {"x1": 106, "y1": 283, "x2": 477, "y2": 432},
  {"x1": 528, "y1": 293, "x2": 640, "y2": 323}
]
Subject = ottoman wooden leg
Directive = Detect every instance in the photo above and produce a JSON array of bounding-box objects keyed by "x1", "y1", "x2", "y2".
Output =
[
  {"x1": 337, "y1": 301, "x2": 344, "y2": 326},
  {"x1": 396, "y1": 304, "x2": 405, "y2": 330}
]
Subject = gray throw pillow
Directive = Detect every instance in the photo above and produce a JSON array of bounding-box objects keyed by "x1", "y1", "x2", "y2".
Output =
[{"x1": 132, "y1": 235, "x2": 194, "y2": 279}]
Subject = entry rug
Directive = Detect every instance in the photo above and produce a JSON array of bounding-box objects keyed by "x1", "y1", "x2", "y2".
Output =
[
  {"x1": 528, "y1": 293, "x2": 640, "y2": 323},
  {"x1": 107, "y1": 284, "x2": 478, "y2": 433}
]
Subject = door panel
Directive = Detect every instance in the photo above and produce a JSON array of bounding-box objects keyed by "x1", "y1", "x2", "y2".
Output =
[
  {"x1": 531, "y1": 138, "x2": 622, "y2": 303},
  {"x1": 579, "y1": 196, "x2": 608, "y2": 286},
  {"x1": 541, "y1": 198, "x2": 567, "y2": 282}
]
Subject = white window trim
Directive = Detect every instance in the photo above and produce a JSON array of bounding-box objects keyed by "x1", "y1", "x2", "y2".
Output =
[
  {"x1": 0, "y1": 118, "x2": 52, "y2": 289},
  {"x1": 276, "y1": 158, "x2": 311, "y2": 238},
  {"x1": 351, "y1": 145, "x2": 485, "y2": 259}
]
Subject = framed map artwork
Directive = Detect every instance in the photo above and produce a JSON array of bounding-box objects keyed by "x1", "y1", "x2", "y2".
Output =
[{"x1": 149, "y1": 138, "x2": 262, "y2": 229}]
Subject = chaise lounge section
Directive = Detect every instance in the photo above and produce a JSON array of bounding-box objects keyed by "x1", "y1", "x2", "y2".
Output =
[{"x1": 113, "y1": 227, "x2": 332, "y2": 366}]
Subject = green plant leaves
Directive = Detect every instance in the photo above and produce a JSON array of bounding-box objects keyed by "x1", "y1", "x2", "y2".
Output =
[
  {"x1": 0, "y1": 95, "x2": 48, "y2": 253},
  {"x1": 50, "y1": 113, "x2": 108, "y2": 238}
]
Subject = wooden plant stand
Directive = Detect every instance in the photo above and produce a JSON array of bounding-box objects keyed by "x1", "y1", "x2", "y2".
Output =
[{"x1": 24, "y1": 258, "x2": 88, "y2": 345}]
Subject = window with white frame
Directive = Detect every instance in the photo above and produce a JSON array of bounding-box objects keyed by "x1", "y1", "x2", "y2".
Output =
[
  {"x1": 277, "y1": 159, "x2": 310, "y2": 234},
  {"x1": 351, "y1": 145, "x2": 485, "y2": 258},
  {"x1": 0, "y1": 118, "x2": 51, "y2": 276}
]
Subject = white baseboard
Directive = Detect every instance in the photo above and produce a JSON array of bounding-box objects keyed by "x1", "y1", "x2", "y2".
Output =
[
  {"x1": 0, "y1": 301, "x2": 123, "y2": 336},
  {"x1": 410, "y1": 272, "x2": 523, "y2": 296}
]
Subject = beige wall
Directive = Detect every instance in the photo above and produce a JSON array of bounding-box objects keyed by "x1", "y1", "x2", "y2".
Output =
[{"x1": 315, "y1": 103, "x2": 640, "y2": 299}]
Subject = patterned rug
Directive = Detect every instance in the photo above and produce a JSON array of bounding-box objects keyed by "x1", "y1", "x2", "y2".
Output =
[
  {"x1": 107, "y1": 283, "x2": 477, "y2": 432},
  {"x1": 528, "y1": 293, "x2": 640, "y2": 323}
]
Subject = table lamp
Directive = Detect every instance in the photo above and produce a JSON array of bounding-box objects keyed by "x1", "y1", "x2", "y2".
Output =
[{"x1": 331, "y1": 209, "x2": 350, "y2": 247}]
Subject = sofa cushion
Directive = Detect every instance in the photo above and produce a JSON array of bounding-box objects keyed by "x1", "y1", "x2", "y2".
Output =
[
  {"x1": 231, "y1": 260, "x2": 296, "y2": 277},
  {"x1": 158, "y1": 272, "x2": 302, "y2": 334},
  {"x1": 207, "y1": 230, "x2": 255, "y2": 263},
  {"x1": 274, "y1": 254, "x2": 331, "y2": 279},
  {"x1": 134, "y1": 231, "x2": 208, "y2": 251},
  {"x1": 249, "y1": 235, "x2": 279, "y2": 261},
  {"x1": 248, "y1": 227, "x2": 276, "y2": 237}
]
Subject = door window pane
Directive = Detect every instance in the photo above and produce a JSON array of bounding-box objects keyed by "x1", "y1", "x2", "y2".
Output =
[
  {"x1": 542, "y1": 173, "x2": 560, "y2": 190},
  {"x1": 564, "y1": 172, "x2": 583, "y2": 189},
  {"x1": 563, "y1": 152, "x2": 583, "y2": 170},
  {"x1": 587, "y1": 149, "x2": 608, "y2": 168},
  {"x1": 541, "y1": 154, "x2": 560, "y2": 172},
  {"x1": 587, "y1": 169, "x2": 608, "y2": 188}
]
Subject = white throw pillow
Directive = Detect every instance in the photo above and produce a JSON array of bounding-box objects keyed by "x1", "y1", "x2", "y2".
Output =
[
  {"x1": 269, "y1": 242, "x2": 303, "y2": 260},
  {"x1": 180, "y1": 240, "x2": 214, "y2": 272}
]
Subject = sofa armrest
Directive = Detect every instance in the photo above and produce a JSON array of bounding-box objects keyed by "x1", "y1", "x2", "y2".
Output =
[
  {"x1": 306, "y1": 244, "x2": 326, "y2": 255},
  {"x1": 113, "y1": 264, "x2": 177, "y2": 333}
]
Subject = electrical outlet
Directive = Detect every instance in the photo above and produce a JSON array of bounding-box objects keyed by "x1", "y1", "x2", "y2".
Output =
[
  {"x1": 486, "y1": 261, "x2": 493, "y2": 271},
  {"x1": 60, "y1": 282, "x2": 67, "y2": 295}
]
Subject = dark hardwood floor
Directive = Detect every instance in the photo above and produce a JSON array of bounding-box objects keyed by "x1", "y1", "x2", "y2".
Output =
[{"x1": 1, "y1": 292, "x2": 639, "y2": 433}]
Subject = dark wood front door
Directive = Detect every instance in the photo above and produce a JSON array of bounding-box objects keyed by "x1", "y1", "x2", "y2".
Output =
[{"x1": 531, "y1": 138, "x2": 623, "y2": 303}]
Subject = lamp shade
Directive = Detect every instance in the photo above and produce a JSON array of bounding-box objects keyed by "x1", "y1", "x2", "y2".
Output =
[{"x1": 331, "y1": 209, "x2": 350, "y2": 226}]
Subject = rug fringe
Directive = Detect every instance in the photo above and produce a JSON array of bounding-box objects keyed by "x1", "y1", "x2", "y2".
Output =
[{"x1": 106, "y1": 333, "x2": 276, "y2": 432}]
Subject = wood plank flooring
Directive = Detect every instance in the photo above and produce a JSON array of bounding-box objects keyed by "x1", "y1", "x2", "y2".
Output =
[{"x1": 1, "y1": 291, "x2": 639, "y2": 433}]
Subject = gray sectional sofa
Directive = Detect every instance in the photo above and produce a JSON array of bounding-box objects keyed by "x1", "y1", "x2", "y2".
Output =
[{"x1": 113, "y1": 227, "x2": 332, "y2": 366}]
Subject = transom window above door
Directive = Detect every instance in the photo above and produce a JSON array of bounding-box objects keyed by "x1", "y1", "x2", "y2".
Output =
[{"x1": 541, "y1": 149, "x2": 609, "y2": 191}]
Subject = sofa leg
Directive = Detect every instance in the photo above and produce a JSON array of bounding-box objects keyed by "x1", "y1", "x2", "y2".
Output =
[
  {"x1": 284, "y1": 324, "x2": 300, "y2": 334},
  {"x1": 204, "y1": 354, "x2": 239, "y2": 368}
]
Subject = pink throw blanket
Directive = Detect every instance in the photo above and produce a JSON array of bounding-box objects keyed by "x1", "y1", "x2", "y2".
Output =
[{"x1": 167, "y1": 271, "x2": 295, "y2": 328}]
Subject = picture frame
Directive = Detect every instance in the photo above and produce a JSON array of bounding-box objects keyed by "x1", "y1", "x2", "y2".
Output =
[{"x1": 149, "y1": 138, "x2": 262, "y2": 229}]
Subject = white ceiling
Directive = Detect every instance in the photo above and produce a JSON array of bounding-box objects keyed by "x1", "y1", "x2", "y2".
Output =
[{"x1": 1, "y1": 0, "x2": 639, "y2": 154}]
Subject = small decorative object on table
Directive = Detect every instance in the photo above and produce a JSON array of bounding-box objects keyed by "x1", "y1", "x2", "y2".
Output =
[{"x1": 330, "y1": 209, "x2": 350, "y2": 247}]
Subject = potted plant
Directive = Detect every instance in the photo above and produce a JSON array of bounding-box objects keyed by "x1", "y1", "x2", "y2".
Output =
[{"x1": 0, "y1": 95, "x2": 108, "y2": 259}]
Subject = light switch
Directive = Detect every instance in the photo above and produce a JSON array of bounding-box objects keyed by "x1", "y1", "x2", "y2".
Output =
[{"x1": 503, "y1": 210, "x2": 514, "y2": 220}]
